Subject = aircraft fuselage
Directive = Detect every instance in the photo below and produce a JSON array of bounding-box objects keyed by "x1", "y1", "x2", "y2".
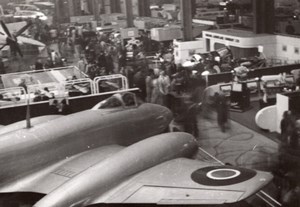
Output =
[{"x1": 0, "y1": 103, "x2": 172, "y2": 185}]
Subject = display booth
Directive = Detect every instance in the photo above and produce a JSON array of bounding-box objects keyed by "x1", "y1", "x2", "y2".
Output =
[
  {"x1": 219, "y1": 84, "x2": 232, "y2": 97},
  {"x1": 229, "y1": 81, "x2": 251, "y2": 112},
  {"x1": 218, "y1": 79, "x2": 261, "y2": 112},
  {"x1": 259, "y1": 74, "x2": 296, "y2": 108},
  {"x1": 255, "y1": 91, "x2": 300, "y2": 133}
]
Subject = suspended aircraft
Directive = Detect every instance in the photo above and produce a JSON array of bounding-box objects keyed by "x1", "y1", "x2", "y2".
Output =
[
  {"x1": 0, "y1": 93, "x2": 273, "y2": 207},
  {"x1": 0, "y1": 20, "x2": 45, "y2": 57}
]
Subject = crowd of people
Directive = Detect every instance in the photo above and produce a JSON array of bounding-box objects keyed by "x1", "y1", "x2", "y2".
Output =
[
  {"x1": 20, "y1": 22, "x2": 207, "y2": 138},
  {"x1": 32, "y1": 24, "x2": 209, "y2": 136}
]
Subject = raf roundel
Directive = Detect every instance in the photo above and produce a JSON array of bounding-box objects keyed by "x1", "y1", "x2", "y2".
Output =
[
  {"x1": 191, "y1": 166, "x2": 257, "y2": 186},
  {"x1": 206, "y1": 168, "x2": 241, "y2": 180}
]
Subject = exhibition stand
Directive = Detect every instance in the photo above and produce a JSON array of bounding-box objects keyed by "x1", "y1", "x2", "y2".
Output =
[
  {"x1": 229, "y1": 81, "x2": 251, "y2": 112},
  {"x1": 255, "y1": 91, "x2": 300, "y2": 133},
  {"x1": 206, "y1": 64, "x2": 300, "y2": 86}
]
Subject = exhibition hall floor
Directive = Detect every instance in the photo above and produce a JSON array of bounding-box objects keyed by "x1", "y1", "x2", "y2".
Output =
[
  {"x1": 196, "y1": 111, "x2": 279, "y2": 172},
  {"x1": 229, "y1": 101, "x2": 279, "y2": 142}
]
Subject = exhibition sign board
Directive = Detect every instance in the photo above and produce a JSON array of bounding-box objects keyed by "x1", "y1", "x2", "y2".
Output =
[
  {"x1": 120, "y1": 28, "x2": 139, "y2": 39},
  {"x1": 70, "y1": 15, "x2": 94, "y2": 24}
]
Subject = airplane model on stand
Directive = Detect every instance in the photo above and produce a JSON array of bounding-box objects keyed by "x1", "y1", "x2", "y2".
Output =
[
  {"x1": 0, "y1": 20, "x2": 45, "y2": 57},
  {"x1": 0, "y1": 93, "x2": 272, "y2": 207}
]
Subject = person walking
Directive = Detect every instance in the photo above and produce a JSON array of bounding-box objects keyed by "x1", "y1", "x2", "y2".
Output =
[
  {"x1": 280, "y1": 111, "x2": 294, "y2": 144},
  {"x1": 157, "y1": 70, "x2": 171, "y2": 106},
  {"x1": 289, "y1": 119, "x2": 300, "y2": 149},
  {"x1": 133, "y1": 68, "x2": 147, "y2": 101},
  {"x1": 151, "y1": 69, "x2": 164, "y2": 105},
  {"x1": 35, "y1": 58, "x2": 44, "y2": 70},
  {"x1": 0, "y1": 57, "x2": 6, "y2": 74},
  {"x1": 214, "y1": 92, "x2": 229, "y2": 132},
  {"x1": 77, "y1": 55, "x2": 87, "y2": 74},
  {"x1": 145, "y1": 69, "x2": 155, "y2": 103}
]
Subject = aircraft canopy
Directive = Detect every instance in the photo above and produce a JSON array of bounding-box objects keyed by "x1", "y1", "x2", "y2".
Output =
[{"x1": 92, "y1": 92, "x2": 137, "y2": 110}]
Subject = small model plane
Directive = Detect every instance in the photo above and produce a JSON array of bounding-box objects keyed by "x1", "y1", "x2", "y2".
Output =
[
  {"x1": 0, "y1": 20, "x2": 45, "y2": 57},
  {"x1": 0, "y1": 93, "x2": 273, "y2": 207}
]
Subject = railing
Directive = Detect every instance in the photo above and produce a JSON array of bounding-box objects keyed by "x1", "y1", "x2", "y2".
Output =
[
  {"x1": 65, "y1": 78, "x2": 94, "y2": 95},
  {"x1": 1, "y1": 66, "x2": 85, "y2": 77},
  {"x1": 0, "y1": 73, "x2": 130, "y2": 109},
  {"x1": 27, "y1": 82, "x2": 64, "y2": 97},
  {"x1": 0, "y1": 87, "x2": 27, "y2": 108},
  {"x1": 94, "y1": 74, "x2": 128, "y2": 94}
]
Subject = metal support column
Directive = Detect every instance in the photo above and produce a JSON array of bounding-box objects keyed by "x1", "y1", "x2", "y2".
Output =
[
  {"x1": 253, "y1": 0, "x2": 263, "y2": 34},
  {"x1": 92, "y1": 0, "x2": 99, "y2": 22},
  {"x1": 253, "y1": 0, "x2": 274, "y2": 34},
  {"x1": 125, "y1": 0, "x2": 134, "y2": 28},
  {"x1": 54, "y1": 0, "x2": 60, "y2": 23},
  {"x1": 111, "y1": 0, "x2": 121, "y2": 13},
  {"x1": 180, "y1": 0, "x2": 193, "y2": 41},
  {"x1": 55, "y1": 0, "x2": 70, "y2": 23},
  {"x1": 138, "y1": 0, "x2": 151, "y2": 17},
  {"x1": 265, "y1": 0, "x2": 275, "y2": 34}
]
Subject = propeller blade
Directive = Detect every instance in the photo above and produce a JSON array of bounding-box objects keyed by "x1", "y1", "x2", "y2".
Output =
[
  {"x1": 0, "y1": 20, "x2": 13, "y2": 40},
  {"x1": 0, "y1": 44, "x2": 8, "y2": 51},
  {"x1": 15, "y1": 21, "x2": 32, "y2": 37}
]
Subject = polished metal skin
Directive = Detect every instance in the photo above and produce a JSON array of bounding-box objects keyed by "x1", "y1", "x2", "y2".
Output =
[
  {"x1": 0, "y1": 115, "x2": 63, "y2": 136},
  {"x1": 34, "y1": 132, "x2": 198, "y2": 207},
  {"x1": 0, "y1": 103, "x2": 171, "y2": 188}
]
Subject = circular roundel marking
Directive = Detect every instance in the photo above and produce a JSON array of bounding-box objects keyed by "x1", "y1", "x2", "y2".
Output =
[
  {"x1": 191, "y1": 166, "x2": 257, "y2": 186},
  {"x1": 206, "y1": 168, "x2": 241, "y2": 180}
]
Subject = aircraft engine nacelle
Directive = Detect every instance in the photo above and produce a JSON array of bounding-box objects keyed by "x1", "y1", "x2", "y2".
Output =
[{"x1": 34, "y1": 132, "x2": 198, "y2": 207}]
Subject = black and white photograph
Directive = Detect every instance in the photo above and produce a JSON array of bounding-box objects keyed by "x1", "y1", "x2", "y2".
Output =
[{"x1": 0, "y1": 0, "x2": 300, "y2": 206}]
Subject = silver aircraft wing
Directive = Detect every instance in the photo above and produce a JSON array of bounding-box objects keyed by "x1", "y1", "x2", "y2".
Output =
[
  {"x1": 0, "y1": 145, "x2": 124, "y2": 194},
  {"x1": 90, "y1": 158, "x2": 273, "y2": 205},
  {"x1": 0, "y1": 132, "x2": 273, "y2": 207},
  {"x1": 0, "y1": 153, "x2": 272, "y2": 206}
]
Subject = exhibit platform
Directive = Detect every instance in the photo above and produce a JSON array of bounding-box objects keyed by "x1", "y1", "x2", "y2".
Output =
[{"x1": 0, "y1": 66, "x2": 86, "y2": 89}]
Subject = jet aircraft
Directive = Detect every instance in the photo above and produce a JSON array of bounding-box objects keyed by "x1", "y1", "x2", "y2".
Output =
[
  {"x1": 0, "y1": 20, "x2": 45, "y2": 57},
  {"x1": 0, "y1": 93, "x2": 272, "y2": 207}
]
